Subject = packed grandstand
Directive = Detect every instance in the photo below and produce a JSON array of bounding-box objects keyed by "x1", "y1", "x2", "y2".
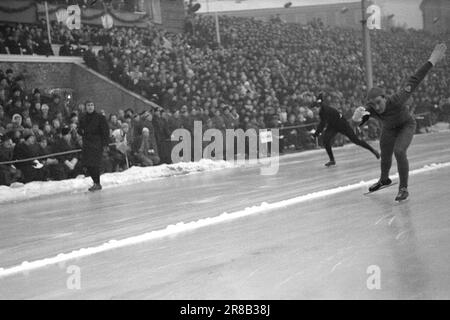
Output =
[{"x1": 0, "y1": 1, "x2": 449, "y2": 186}]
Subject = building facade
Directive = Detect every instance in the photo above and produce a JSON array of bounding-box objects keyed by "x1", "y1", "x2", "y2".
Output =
[
  {"x1": 420, "y1": 0, "x2": 450, "y2": 33},
  {"x1": 0, "y1": 0, "x2": 186, "y2": 33},
  {"x1": 199, "y1": 1, "x2": 362, "y2": 29}
]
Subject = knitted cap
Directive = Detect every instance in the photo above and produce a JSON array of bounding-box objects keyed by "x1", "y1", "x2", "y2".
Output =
[{"x1": 367, "y1": 87, "x2": 386, "y2": 101}]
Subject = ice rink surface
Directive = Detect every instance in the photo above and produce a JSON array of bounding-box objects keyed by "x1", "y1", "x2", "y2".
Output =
[{"x1": 0, "y1": 132, "x2": 449, "y2": 299}]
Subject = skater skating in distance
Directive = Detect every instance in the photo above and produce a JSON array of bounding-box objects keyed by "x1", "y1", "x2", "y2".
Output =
[
  {"x1": 352, "y1": 43, "x2": 447, "y2": 201},
  {"x1": 310, "y1": 93, "x2": 380, "y2": 167}
]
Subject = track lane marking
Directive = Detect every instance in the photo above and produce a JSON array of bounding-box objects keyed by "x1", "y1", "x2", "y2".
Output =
[{"x1": 1, "y1": 162, "x2": 449, "y2": 279}]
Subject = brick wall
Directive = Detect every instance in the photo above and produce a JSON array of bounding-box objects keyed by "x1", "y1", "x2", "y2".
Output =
[
  {"x1": 0, "y1": 58, "x2": 156, "y2": 115},
  {"x1": 1, "y1": 0, "x2": 186, "y2": 33},
  {"x1": 0, "y1": 62, "x2": 74, "y2": 92},
  {"x1": 72, "y1": 64, "x2": 157, "y2": 115}
]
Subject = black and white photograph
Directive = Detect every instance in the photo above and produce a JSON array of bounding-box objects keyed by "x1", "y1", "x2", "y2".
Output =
[{"x1": 0, "y1": 0, "x2": 449, "y2": 304}]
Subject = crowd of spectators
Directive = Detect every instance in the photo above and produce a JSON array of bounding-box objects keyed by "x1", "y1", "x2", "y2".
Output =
[
  {"x1": 0, "y1": 69, "x2": 171, "y2": 186},
  {"x1": 1, "y1": 13, "x2": 450, "y2": 186},
  {"x1": 49, "y1": 15, "x2": 450, "y2": 132}
]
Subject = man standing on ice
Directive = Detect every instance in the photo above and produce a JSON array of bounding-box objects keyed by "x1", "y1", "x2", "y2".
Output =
[
  {"x1": 311, "y1": 93, "x2": 380, "y2": 167},
  {"x1": 79, "y1": 100, "x2": 110, "y2": 192},
  {"x1": 352, "y1": 43, "x2": 447, "y2": 201}
]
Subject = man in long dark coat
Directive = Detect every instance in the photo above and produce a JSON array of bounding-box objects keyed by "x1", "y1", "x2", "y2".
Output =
[{"x1": 78, "y1": 100, "x2": 110, "y2": 191}]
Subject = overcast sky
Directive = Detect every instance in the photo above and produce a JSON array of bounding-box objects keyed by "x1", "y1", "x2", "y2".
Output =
[{"x1": 197, "y1": 0, "x2": 424, "y2": 29}]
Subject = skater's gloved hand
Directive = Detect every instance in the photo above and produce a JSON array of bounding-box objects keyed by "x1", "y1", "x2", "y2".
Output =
[
  {"x1": 310, "y1": 129, "x2": 318, "y2": 138},
  {"x1": 428, "y1": 43, "x2": 447, "y2": 66},
  {"x1": 352, "y1": 106, "x2": 370, "y2": 122}
]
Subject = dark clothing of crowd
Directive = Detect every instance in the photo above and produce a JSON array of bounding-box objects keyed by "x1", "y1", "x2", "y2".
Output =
[{"x1": 1, "y1": 15, "x2": 449, "y2": 186}]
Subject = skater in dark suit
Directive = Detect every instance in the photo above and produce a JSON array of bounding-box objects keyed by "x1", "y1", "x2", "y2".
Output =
[
  {"x1": 78, "y1": 100, "x2": 110, "y2": 191},
  {"x1": 353, "y1": 43, "x2": 446, "y2": 201},
  {"x1": 311, "y1": 93, "x2": 380, "y2": 167}
]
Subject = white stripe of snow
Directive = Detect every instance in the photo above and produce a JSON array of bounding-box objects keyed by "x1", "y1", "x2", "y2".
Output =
[
  {"x1": 0, "y1": 159, "x2": 236, "y2": 204},
  {"x1": 0, "y1": 162, "x2": 449, "y2": 278}
]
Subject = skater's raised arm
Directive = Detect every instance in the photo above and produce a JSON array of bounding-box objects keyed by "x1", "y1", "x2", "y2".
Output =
[{"x1": 391, "y1": 43, "x2": 446, "y2": 107}]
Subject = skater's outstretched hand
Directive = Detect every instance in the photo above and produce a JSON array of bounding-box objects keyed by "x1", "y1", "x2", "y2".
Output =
[
  {"x1": 429, "y1": 43, "x2": 447, "y2": 66},
  {"x1": 352, "y1": 106, "x2": 370, "y2": 122}
]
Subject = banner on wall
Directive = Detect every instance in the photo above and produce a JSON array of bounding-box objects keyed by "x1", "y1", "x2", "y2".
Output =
[
  {"x1": 55, "y1": 8, "x2": 68, "y2": 23},
  {"x1": 101, "y1": 13, "x2": 114, "y2": 29}
]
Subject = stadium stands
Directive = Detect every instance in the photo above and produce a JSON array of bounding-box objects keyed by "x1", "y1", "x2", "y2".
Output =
[{"x1": 1, "y1": 13, "x2": 449, "y2": 185}]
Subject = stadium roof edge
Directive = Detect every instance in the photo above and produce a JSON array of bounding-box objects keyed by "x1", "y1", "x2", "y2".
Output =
[{"x1": 197, "y1": 0, "x2": 360, "y2": 13}]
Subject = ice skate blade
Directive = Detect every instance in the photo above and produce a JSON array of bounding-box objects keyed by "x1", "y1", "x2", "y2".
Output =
[{"x1": 363, "y1": 182, "x2": 398, "y2": 195}]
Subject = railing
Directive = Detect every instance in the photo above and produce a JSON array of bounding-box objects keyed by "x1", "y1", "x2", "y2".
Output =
[{"x1": 0, "y1": 115, "x2": 439, "y2": 167}]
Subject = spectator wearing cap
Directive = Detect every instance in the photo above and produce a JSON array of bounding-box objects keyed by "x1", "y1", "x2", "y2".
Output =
[
  {"x1": 36, "y1": 136, "x2": 58, "y2": 180},
  {"x1": 155, "y1": 108, "x2": 173, "y2": 164},
  {"x1": 11, "y1": 113, "x2": 24, "y2": 132},
  {"x1": 0, "y1": 132, "x2": 21, "y2": 186},
  {"x1": 59, "y1": 40, "x2": 73, "y2": 57},
  {"x1": 42, "y1": 121, "x2": 54, "y2": 144},
  {"x1": 110, "y1": 122, "x2": 132, "y2": 171},
  {"x1": 83, "y1": 43, "x2": 98, "y2": 71},
  {"x1": 108, "y1": 57, "x2": 123, "y2": 83},
  {"x1": 222, "y1": 106, "x2": 235, "y2": 129},
  {"x1": 5, "y1": 69, "x2": 14, "y2": 87},
  {"x1": 140, "y1": 111, "x2": 156, "y2": 141},
  {"x1": 78, "y1": 100, "x2": 110, "y2": 191},
  {"x1": 132, "y1": 127, "x2": 160, "y2": 167},
  {"x1": 0, "y1": 105, "x2": 10, "y2": 128},
  {"x1": 50, "y1": 126, "x2": 81, "y2": 180},
  {"x1": 31, "y1": 88, "x2": 41, "y2": 106},
  {"x1": 117, "y1": 109, "x2": 126, "y2": 123},
  {"x1": 230, "y1": 108, "x2": 240, "y2": 129},
  {"x1": 37, "y1": 104, "x2": 51, "y2": 129},
  {"x1": 179, "y1": 105, "x2": 192, "y2": 132},
  {"x1": 256, "y1": 114, "x2": 266, "y2": 129},
  {"x1": 21, "y1": 38, "x2": 37, "y2": 55},
  {"x1": 108, "y1": 113, "x2": 122, "y2": 131},
  {"x1": 5, "y1": 34, "x2": 20, "y2": 54},
  {"x1": 76, "y1": 102, "x2": 86, "y2": 115},
  {"x1": 14, "y1": 75, "x2": 26, "y2": 92},
  {"x1": 49, "y1": 94, "x2": 65, "y2": 119},
  {"x1": 31, "y1": 122, "x2": 43, "y2": 140},
  {"x1": 9, "y1": 86, "x2": 24, "y2": 103},
  {"x1": 22, "y1": 116, "x2": 33, "y2": 130},
  {"x1": 13, "y1": 131, "x2": 45, "y2": 183},
  {"x1": 211, "y1": 109, "x2": 226, "y2": 131},
  {"x1": 0, "y1": 36, "x2": 7, "y2": 55},
  {"x1": 35, "y1": 37, "x2": 54, "y2": 56},
  {"x1": 0, "y1": 86, "x2": 8, "y2": 106}
]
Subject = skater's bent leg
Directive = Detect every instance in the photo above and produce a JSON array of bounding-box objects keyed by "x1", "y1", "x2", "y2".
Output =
[
  {"x1": 394, "y1": 122, "x2": 416, "y2": 189},
  {"x1": 379, "y1": 128, "x2": 396, "y2": 181},
  {"x1": 339, "y1": 121, "x2": 378, "y2": 156},
  {"x1": 322, "y1": 128, "x2": 337, "y2": 162}
]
